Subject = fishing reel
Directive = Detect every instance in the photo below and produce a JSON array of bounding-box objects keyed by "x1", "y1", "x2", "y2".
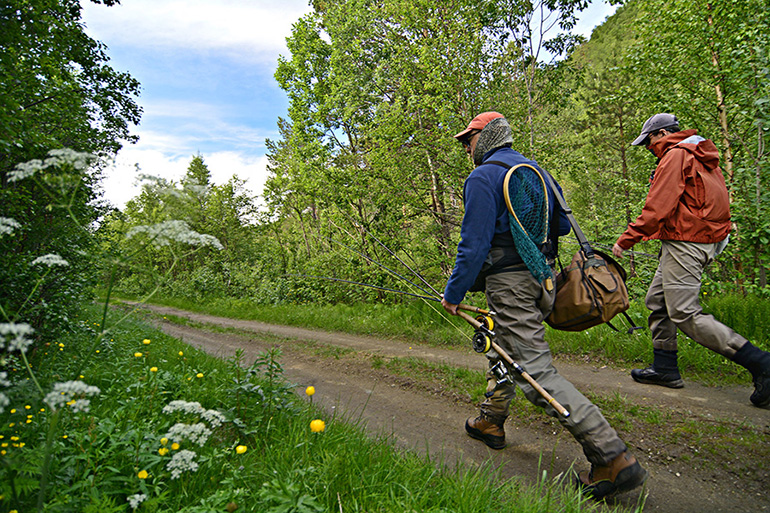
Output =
[{"x1": 471, "y1": 315, "x2": 495, "y2": 353}]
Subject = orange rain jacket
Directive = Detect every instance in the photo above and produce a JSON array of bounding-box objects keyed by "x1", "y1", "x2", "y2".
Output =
[{"x1": 616, "y1": 129, "x2": 731, "y2": 250}]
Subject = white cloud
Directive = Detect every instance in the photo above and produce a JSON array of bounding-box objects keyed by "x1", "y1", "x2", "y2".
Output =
[
  {"x1": 82, "y1": 0, "x2": 313, "y2": 62},
  {"x1": 99, "y1": 146, "x2": 269, "y2": 210}
]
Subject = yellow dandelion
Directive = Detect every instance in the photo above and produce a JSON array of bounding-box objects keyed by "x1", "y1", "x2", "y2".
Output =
[
  {"x1": 196, "y1": 373, "x2": 204, "y2": 378},
  {"x1": 310, "y1": 419, "x2": 326, "y2": 433},
  {"x1": 171, "y1": 442, "x2": 180, "y2": 450},
  {"x1": 236, "y1": 445, "x2": 248, "y2": 454},
  {"x1": 62, "y1": 435, "x2": 68, "y2": 439},
  {"x1": 305, "y1": 386, "x2": 315, "y2": 396},
  {"x1": 24, "y1": 405, "x2": 30, "y2": 410},
  {"x1": 1, "y1": 451, "x2": 5, "y2": 456},
  {"x1": 160, "y1": 437, "x2": 168, "y2": 445},
  {"x1": 137, "y1": 470, "x2": 149, "y2": 479},
  {"x1": 9, "y1": 409, "x2": 15, "y2": 414},
  {"x1": 96, "y1": 350, "x2": 100, "y2": 353},
  {"x1": 40, "y1": 408, "x2": 45, "y2": 412},
  {"x1": 178, "y1": 351, "x2": 184, "y2": 357},
  {"x1": 150, "y1": 367, "x2": 158, "y2": 372},
  {"x1": 10, "y1": 437, "x2": 19, "y2": 441},
  {"x1": 143, "y1": 338, "x2": 151, "y2": 345},
  {"x1": 134, "y1": 352, "x2": 143, "y2": 357},
  {"x1": 79, "y1": 375, "x2": 84, "y2": 379},
  {"x1": 158, "y1": 447, "x2": 169, "y2": 456}
]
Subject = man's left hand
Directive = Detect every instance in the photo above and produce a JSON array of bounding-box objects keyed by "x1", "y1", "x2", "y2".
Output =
[{"x1": 612, "y1": 243, "x2": 625, "y2": 259}]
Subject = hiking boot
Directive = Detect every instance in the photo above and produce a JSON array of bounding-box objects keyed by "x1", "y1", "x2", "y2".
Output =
[
  {"x1": 576, "y1": 451, "x2": 648, "y2": 500},
  {"x1": 750, "y1": 372, "x2": 770, "y2": 408},
  {"x1": 465, "y1": 415, "x2": 506, "y2": 449},
  {"x1": 631, "y1": 366, "x2": 684, "y2": 389}
]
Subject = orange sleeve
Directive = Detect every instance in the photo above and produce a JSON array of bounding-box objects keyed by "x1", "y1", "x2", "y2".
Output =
[{"x1": 616, "y1": 149, "x2": 687, "y2": 249}]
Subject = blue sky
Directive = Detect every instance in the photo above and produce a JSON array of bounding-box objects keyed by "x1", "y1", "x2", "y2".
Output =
[{"x1": 82, "y1": 1, "x2": 616, "y2": 209}]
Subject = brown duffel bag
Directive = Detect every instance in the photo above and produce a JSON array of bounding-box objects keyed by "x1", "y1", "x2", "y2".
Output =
[{"x1": 546, "y1": 249, "x2": 631, "y2": 332}]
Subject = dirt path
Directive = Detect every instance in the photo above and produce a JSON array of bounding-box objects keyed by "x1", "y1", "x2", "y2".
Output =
[{"x1": 130, "y1": 303, "x2": 769, "y2": 513}]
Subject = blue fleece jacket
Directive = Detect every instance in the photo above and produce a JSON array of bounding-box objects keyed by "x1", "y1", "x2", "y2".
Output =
[{"x1": 443, "y1": 147, "x2": 571, "y2": 305}]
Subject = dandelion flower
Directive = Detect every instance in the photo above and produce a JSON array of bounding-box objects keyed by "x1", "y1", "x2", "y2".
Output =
[
  {"x1": 196, "y1": 373, "x2": 203, "y2": 378},
  {"x1": 134, "y1": 352, "x2": 143, "y2": 358},
  {"x1": 143, "y1": 339, "x2": 151, "y2": 345},
  {"x1": 305, "y1": 386, "x2": 315, "y2": 396},
  {"x1": 171, "y1": 442, "x2": 180, "y2": 450},
  {"x1": 310, "y1": 419, "x2": 326, "y2": 433},
  {"x1": 160, "y1": 437, "x2": 168, "y2": 445},
  {"x1": 236, "y1": 445, "x2": 247, "y2": 454},
  {"x1": 137, "y1": 470, "x2": 148, "y2": 479},
  {"x1": 150, "y1": 367, "x2": 158, "y2": 372},
  {"x1": 159, "y1": 447, "x2": 169, "y2": 456},
  {"x1": 178, "y1": 351, "x2": 184, "y2": 357}
]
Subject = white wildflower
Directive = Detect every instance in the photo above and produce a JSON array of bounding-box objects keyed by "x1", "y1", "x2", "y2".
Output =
[
  {"x1": 162, "y1": 400, "x2": 225, "y2": 428},
  {"x1": 201, "y1": 409, "x2": 226, "y2": 429},
  {"x1": 167, "y1": 449, "x2": 199, "y2": 479},
  {"x1": 43, "y1": 380, "x2": 100, "y2": 412},
  {"x1": 0, "y1": 392, "x2": 9, "y2": 414},
  {"x1": 126, "y1": 220, "x2": 223, "y2": 250},
  {"x1": 165, "y1": 422, "x2": 212, "y2": 447},
  {"x1": 127, "y1": 493, "x2": 147, "y2": 509},
  {"x1": 31, "y1": 254, "x2": 69, "y2": 267},
  {"x1": 9, "y1": 149, "x2": 93, "y2": 182},
  {"x1": 0, "y1": 217, "x2": 21, "y2": 237},
  {"x1": 0, "y1": 323, "x2": 35, "y2": 353}
]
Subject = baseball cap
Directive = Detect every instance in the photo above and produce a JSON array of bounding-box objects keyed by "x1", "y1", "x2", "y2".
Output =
[
  {"x1": 631, "y1": 113, "x2": 679, "y2": 145},
  {"x1": 454, "y1": 111, "x2": 505, "y2": 140}
]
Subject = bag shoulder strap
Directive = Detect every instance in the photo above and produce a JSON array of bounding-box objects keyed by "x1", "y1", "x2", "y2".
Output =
[{"x1": 539, "y1": 171, "x2": 595, "y2": 258}]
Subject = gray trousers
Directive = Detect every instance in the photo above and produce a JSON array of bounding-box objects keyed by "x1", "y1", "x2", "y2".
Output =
[
  {"x1": 481, "y1": 270, "x2": 627, "y2": 466},
  {"x1": 647, "y1": 240, "x2": 746, "y2": 357}
]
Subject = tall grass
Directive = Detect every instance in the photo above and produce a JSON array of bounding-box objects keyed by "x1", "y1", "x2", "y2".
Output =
[{"x1": 0, "y1": 304, "x2": 639, "y2": 513}]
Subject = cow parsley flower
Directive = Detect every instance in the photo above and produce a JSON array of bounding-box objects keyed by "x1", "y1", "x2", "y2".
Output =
[
  {"x1": 167, "y1": 449, "x2": 198, "y2": 479},
  {"x1": 9, "y1": 149, "x2": 94, "y2": 182},
  {"x1": 43, "y1": 380, "x2": 100, "y2": 412},
  {"x1": 162, "y1": 400, "x2": 226, "y2": 428},
  {"x1": 127, "y1": 493, "x2": 147, "y2": 509},
  {"x1": 31, "y1": 254, "x2": 69, "y2": 267},
  {"x1": 126, "y1": 220, "x2": 223, "y2": 250},
  {"x1": 165, "y1": 422, "x2": 212, "y2": 447},
  {"x1": 0, "y1": 217, "x2": 21, "y2": 237},
  {"x1": 0, "y1": 323, "x2": 35, "y2": 353}
]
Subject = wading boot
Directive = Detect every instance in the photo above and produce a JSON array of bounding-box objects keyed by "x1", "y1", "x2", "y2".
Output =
[
  {"x1": 631, "y1": 348, "x2": 684, "y2": 389},
  {"x1": 465, "y1": 414, "x2": 506, "y2": 450},
  {"x1": 731, "y1": 341, "x2": 770, "y2": 408},
  {"x1": 576, "y1": 451, "x2": 648, "y2": 500}
]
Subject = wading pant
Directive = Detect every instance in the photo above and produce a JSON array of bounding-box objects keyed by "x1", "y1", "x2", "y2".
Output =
[
  {"x1": 481, "y1": 270, "x2": 627, "y2": 466},
  {"x1": 646, "y1": 240, "x2": 747, "y2": 357}
]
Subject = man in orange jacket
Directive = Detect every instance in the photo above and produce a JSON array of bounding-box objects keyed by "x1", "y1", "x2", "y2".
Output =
[{"x1": 613, "y1": 113, "x2": 770, "y2": 408}]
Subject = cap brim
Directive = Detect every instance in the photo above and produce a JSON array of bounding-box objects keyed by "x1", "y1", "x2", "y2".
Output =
[
  {"x1": 454, "y1": 127, "x2": 473, "y2": 140},
  {"x1": 631, "y1": 132, "x2": 649, "y2": 146}
]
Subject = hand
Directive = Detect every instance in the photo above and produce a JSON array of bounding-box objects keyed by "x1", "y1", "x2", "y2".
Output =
[
  {"x1": 441, "y1": 297, "x2": 458, "y2": 316},
  {"x1": 612, "y1": 243, "x2": 625, "y2": 259}
]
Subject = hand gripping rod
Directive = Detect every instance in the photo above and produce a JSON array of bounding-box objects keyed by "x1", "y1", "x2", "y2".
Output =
[{"x1": 457, "y1": 310, "x2": 570, "y2": 418}]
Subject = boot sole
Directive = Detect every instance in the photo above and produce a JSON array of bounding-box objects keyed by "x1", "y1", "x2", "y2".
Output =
[
  {"x1": 632, "y1": 375, "x2": 684, "y2": 389},
  {"x1": 465, "y1": 423, "x2": 506, "y2": 450}
]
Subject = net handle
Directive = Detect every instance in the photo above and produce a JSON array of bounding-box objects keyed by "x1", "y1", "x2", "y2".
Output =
[{"x1": 502, "y1": 163, "x2": 549, "y2": 244}]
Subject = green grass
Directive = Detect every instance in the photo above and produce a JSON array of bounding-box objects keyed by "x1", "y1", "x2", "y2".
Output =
[{"x1": 1, "y1": 304, "x2": 641, "y2": 513}]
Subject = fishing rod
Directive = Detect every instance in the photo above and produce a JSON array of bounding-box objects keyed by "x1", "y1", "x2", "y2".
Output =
[
  {"x1": 316, "y1": 234, "x2": 439, "y2": 300},
  {"x1": 282, "y1": 274, "x2": 494, "y2": 315}
]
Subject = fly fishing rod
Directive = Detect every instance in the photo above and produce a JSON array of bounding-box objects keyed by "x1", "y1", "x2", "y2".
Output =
[
  {"x1": 458, "y1": 310, "x2": 570, "y2": 418},
  {"x1": 283, "y1": 274, "x2": 493, "y2": 315}
]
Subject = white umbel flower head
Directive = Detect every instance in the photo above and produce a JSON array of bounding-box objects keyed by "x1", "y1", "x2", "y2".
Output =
[
  {"x1": 31, "y1": 254, "x2": 69, "y2": 267},
  {"x1": 0, "y1": 323, "x2": 35, "y2": 353},
  {"x1": 0, "y1": 217, "x2": 21, "y2": 237},
  {"x1": 167, "y1": 449, "x2": 199, "y2": 479},
  {"x1": 44, "y1": 380, "x2": 101, "y2": 412},
  {"x1": 126, "y1": 220, "x2": 223, "y2": 250}
]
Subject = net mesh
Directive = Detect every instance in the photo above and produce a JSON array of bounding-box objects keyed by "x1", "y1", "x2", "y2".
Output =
[{"x1": 504, "y1": 165, "x2": 552, "y2": 285}]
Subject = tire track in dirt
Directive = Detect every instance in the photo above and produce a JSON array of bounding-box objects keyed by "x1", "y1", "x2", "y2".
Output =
[{"x1": 129, "y1": 303, "x2": 770, "y2": 513}]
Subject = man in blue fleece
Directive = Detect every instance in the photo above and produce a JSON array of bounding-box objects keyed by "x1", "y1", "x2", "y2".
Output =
[{"x1": 441, "y1": 112, "x2": 646, "y2": 500}]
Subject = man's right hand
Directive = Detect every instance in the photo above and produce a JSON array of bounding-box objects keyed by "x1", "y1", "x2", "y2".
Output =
[
  {"x1": 612, "y1": 243, "x2": 625, "y2": 259},
  {"x1": 441, "y1": 297, "x2": 458, "y2": 316}
]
